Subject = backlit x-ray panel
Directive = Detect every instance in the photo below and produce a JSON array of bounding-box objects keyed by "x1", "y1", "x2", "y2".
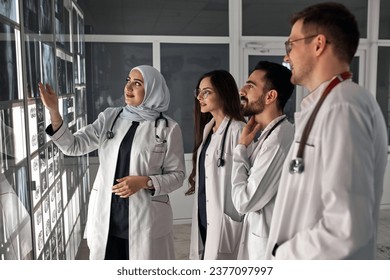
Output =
[
  {"x1": 42, "y1": 43, "x2": 55, "y2": 87},
  {"x1": 0, "y1": 0, "x2": 18, "y2": 23},
  {"x1": 25, "y1": 36, "x2": 41, "y2": 98},
  {"x1": 28, "y1": 103, "x2": 38, "y2": 153},
  {"x1": 39, "y1": 0, "x2": 52, "y2": 34},
  {"x1": 1, "y1": 0, "x2": 88, "y2": 260},
  {"x1": 23, "y1": 0, "x2": 39, "y2": 33},
  {"x1": 30, "y1": 154, "x2": 41, "y2": 207},
  {"x1": 0, "y1": 22, "x2": 18, "y2": 102}
]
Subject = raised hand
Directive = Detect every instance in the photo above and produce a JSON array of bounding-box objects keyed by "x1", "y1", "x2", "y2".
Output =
[
  {"x1": 38, "y1": 83, "x2": 62, "y2": 130},
  {"x1": 239, "y1": 116, "x2": 262, "y2": 147},
  {"x1": 38, "y1": 83, "x2": 59, "y2": 112}
]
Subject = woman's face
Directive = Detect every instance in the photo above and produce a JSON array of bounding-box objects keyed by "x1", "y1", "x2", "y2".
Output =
[
  {"x1": 196, "y1": 76, "x2": 222, "y2": 115},
  {"x1": 124, "y1": 69, "x2": 145, "y2": 106}
]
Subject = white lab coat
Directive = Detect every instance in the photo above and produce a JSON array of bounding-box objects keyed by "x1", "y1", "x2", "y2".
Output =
[
  {"x1": 48, "y1": 107, "x2": 185, "y2": 259},
  {"x1": 0, "y1": 173, "x2": 33, "y2": 259},
  {"x1": 232, "y1": 115, "x2": 294, "y2": 259},
  {"x1": 265, "y1": 79, "x2": 388, "y2": 259},
  {"x1": 189, "y1": 117, "x2": 245, "y2": 260},
  {"x1": 1, "y1": 118, "x2": 33, "y2": 259}
]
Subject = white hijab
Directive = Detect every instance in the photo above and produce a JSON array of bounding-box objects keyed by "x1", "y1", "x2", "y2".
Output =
[{"x1": 121, "y1": 65, "x2": 170, "y2": 122}]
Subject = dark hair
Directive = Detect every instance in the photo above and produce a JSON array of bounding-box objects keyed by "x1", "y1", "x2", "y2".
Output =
[
  {"x1": 253, "y1": 61, "x2": 294, "y2": 112},
  {"x1": 186, "y1": 70, "x2": 245, "y2": 195},
  {"x1": 291, "y1": 2, "x2": 359, "y2": 63}
]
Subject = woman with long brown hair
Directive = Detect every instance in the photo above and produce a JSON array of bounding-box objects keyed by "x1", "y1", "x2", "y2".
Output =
[{"x1": 187, "y1": 70, "x2": 245, "y2": 260}]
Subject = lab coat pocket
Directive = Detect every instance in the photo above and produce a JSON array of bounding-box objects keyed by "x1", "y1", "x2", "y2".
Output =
[
  {"x1": 293, "y1": 136, "x2": 318, "y2": 191},
  {"x1": 248, "y1": 233, "x2": 268, "y2": 260},
  {"x1": 217, "y1": 148, "x2": 233, "y2": 159},
  {"x1": 149, "y1": 143, "x2": 167, "y2": 172},
  {"x1": 218, "y1": 214, "x2": 243, "y2": 254},
  {"x1": 251, "y1": 210, "x2": 268, "y2": 238},
  {"x1": 150, "y1": 198, "x2": 173, "y2": 239}
]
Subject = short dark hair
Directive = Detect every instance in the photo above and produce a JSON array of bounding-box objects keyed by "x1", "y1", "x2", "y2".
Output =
[
  {"x1": 291, "y1": 2, "x2": 359, "y2": 63},
  {"x1": 253, "y1": 61, "x2": 294, "y2": 112}
]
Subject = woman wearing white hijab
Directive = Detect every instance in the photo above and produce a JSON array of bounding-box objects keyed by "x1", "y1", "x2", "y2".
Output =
[{"x1": 39, "y1": 65, "x2": 185, "y2": 260}]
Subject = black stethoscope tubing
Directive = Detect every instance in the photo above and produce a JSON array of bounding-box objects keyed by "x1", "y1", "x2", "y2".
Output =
[
  {"x1": 106, "y1": 109, "x2": 168, "y2": 140},
  {"x1": 262, "y1": 116, "x2": 287, "y2": 142},
  {"x1": 216, "y1": 116, "x2": 286, "y2": 168},
  {"x1": 216, "y1": 118, "x2": 232, "y2": 167},
  {"x1": 106, "y1": 109, "x2": 123, "y2": 139}
]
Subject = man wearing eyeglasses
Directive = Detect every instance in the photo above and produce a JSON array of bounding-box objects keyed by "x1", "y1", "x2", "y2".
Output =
[
  {"x1": 265, "y1": 2, "x2": 388, "y2": 259},
  {"x1": 231, "y1": 61, "x2": 294, "y2": 260}
]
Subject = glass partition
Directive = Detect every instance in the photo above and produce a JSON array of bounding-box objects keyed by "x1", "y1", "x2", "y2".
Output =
[
  {"x1": 379, "y1": 0, "x2": 390, "y2": 39},
  {"x1": 161, "y1": 43, "x2": 230, "y2": 153},
  {"x1": 0, "y1": 22, "x2": 19, "y2": 102},
  {"x1": 376, "y1": 47, "x2": 390, "y2": 144},
  {"x1": 242, "y1": 0, "x2": 368, "y2": 38},
  {"x1": 0, "y1": 0, "x2": 18, "y2": 23},
  {"x1": 84, "y1": 42, "x2": 152, "y2": 123},
  {"x1": 78, "y1": 0, "x2": 229, "y2": 36}
]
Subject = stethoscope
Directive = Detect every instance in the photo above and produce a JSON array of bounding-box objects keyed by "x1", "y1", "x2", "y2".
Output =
[
  {"x1": 106, "y1": 109, "x2": 169, "y2": 142},
  {"x1": 106, "y1": 110, "x2": 123, "y2": 139},
  {"x1": 288, "y1": 71, "x2": 352, "y2": 174},
  {"x1": 216, "y1": 116, "x2": 286, "y2": 168},
  {"x1": 260, "y1": 116, "x2": 287, "y2": 142},
  {"x1": 216, "y1": 118, "x2": 232, "y2": 167}
]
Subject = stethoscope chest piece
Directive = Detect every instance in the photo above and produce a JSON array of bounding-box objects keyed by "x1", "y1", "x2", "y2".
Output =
[
  {"x1": 106, "y1": 131, "x2": 114, "y2": 139},
  {"x1": 216, "y1": 158, "x2": 225, "y2": 167},
  {"x1": 289, "y1": 158, "x2": 304, "y2": 174}
]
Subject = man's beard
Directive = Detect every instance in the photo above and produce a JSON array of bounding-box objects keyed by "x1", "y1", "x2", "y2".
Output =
[{"x1": 240, "y1": 95, "x2": 265, "y2": 116}]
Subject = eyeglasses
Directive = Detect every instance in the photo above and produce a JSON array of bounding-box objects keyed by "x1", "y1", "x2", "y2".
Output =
[
  {"x1": 284, "y1": 34, "x2": 318, "y2": 55},
  {"x1": 194, "y1": 88, "x2": 213, "y2": 99}
]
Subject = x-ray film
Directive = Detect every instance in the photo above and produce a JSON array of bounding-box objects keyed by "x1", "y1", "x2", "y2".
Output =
[{"x1": 0, "y1": 23, "x2": 18, "y2": 101}]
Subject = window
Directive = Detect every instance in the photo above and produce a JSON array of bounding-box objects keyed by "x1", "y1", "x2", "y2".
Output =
[
  {"x1": 379, "y1": 0, "x2": 390, "y2": 39},
  {"x1": 242, "y1": 0, "x2": 368, "y2": 38},
  {"x1": 161, "y1": 43, "x2": 229, "y2": 152},
  {"x1": 376, "y1": 47, "x2": 390, "y2": 144},
  {"x1": 78, "y1": 0, "x2": 229, "y2": 36},
  {"x1": 84, "y1": 42, "x2": 153, "y2": 123}
]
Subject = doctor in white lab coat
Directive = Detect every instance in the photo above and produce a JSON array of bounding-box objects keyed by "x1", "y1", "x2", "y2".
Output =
[
  {"x1": 186, "y1": 70, "x2": 246, "y2": 260},
  {"x1": 265, "y1": 3, "x2": 388, "y2": 259},
  {"x1": 39, "y1": 65, "x2": 185, "y2": 260},
  {"x1": 232, "y1": 61, "x2": 295, "y2": 260}
]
